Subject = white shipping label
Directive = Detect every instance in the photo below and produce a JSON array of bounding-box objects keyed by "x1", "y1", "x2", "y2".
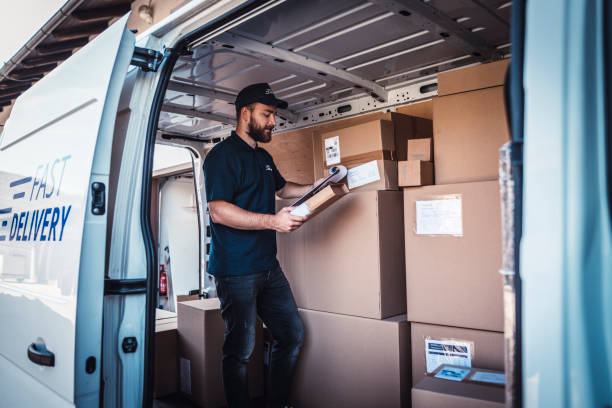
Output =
[
  {"x1": 290, "y1": 203, "x2": 311, "y2": 217},
  {"x1": 425, "y1": 339, "x2": 472, "y2": 373},
  {"x1": 434, "y1": 366, "x2": 471, "y2": 382},
  {"x1": 470, "y1": 371, "x2": 506, "y2": 385},
  {"x1": 416, "y1": 198, "x2": 463, "y2": 235},
  {"x1": 347, "y1": 160, "x2": 380, "y2": 189},
  {"x1": 325, "y1": 136, "x2": 341, "y2": 166},
  {"x1": 180, "y1": 358, "x2": 192, "y2": 395}
]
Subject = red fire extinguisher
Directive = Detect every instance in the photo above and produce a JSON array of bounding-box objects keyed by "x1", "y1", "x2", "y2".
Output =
[{"x1": 159, "y1": 265, "x2": 167, "y2": 296}]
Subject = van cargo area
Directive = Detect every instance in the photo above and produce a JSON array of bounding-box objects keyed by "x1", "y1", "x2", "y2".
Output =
[{"x1": 150, "y1": 1, "x2": 512, "y2": 407}]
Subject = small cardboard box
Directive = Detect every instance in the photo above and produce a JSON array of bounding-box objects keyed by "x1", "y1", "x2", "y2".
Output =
[
  {"x1": 437, "y1": 59, "x2": 510, "y2": 96},
  {"x1": 290, "y1": 183, "x2": 349, "y2": 218},
  {"x1": 433, "y1": 86, "x2": 510, "y2": 184},
  {"x1": 177, "y1": 298, "x2": 264, "y2": 407},
  {"x1": 410, "y1": 322, "x2": 505, "y2": 386},
  {"x1": 404, "y1": 181, "x2": 503, "y2": 331},
  {"x1": 346, "y1": 160, "x2": 398, "y2": 192},
  {"x1": 407, "y1": 138, "x2": 433, "y2": 161},
  {"x1": 154, "y1": 321, "x2": 179, "y2": 398},
  {"x1": 313, "y1": 113, "x2": 433, "y2": 179},
  {"x1": 278, "y1": 190, "x2": 406, "y2": 319},
  {"x1": 398, "y1": 160, "x2": 433, "y2": 187},
  {"x1": 412, "y1": 375, "x2": 505, "y2": 408},
  {"x1": 290, "y1": 309, "x2": 410, "y2": 408}
]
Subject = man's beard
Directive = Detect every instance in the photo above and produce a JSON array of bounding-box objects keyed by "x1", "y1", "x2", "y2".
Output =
[{"x1": 247, "y1": 117, "x2": 273, "y2": 143}]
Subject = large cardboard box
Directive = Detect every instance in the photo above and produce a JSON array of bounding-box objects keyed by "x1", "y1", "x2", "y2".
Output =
[
  {"x1": 437, "y1": 59, "x2": 509, "y2": 96},
  {"x1": 177, "y1": 298, "x2": 264, "y2": 407},
  {"x1": 404, "y1": 182, "x2": 503, "y2": 331},
  {"x1": 433, "y1": 86, "x2": 510, "y2": 184},
  {"x1": 346, "y1": 159, "x2": 398, "y2": 192},
  {"x1": 398, "y1": 160, "x2": 433, "y2": 187},
  {"x1": 290, "y1": 309, "x2": 410, "y2": 408},
  {"x1": 154, "y1": 321, "x2": 179, "y2": 398},
  {"x1": 412, "y1": 376, "x2": 505, "y2": 408},
  {"x1": 278, "y1": 190, "x2": 406, "y2": 319},
  {"x1": 313, "y1": 113, "x2": 432, "y2": 179},
  {"x1": 410, "y1": 322, "x2": 504, "y2": 386}
]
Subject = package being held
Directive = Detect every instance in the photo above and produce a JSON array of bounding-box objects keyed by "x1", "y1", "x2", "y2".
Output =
[{"x1": 290, "y1": 183, "x2": 349, "y2": 217}]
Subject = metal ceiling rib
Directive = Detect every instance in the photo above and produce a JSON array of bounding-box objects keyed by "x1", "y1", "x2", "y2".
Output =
[
  {"x1": 0, "y1": 0, "x2": 132, "y2": 112},
  {"x1": 160, "y1": 0, "x2": 510, "y2": 140}
]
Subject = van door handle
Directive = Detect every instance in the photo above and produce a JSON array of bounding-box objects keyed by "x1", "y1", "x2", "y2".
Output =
[{"x1": 27, "y1": 342, "x2": 55, "y2": 367}]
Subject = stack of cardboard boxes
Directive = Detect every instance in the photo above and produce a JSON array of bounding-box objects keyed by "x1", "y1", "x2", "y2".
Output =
[
  {"x1": 275, "y1": 113, "x2": 431, "y2": 408},
  {"x1": 272, "y1": 59, "x2": 510, "y2": 407},
  {"x1": 405, "y1": 59, "x2": 510, "y2": 406}
]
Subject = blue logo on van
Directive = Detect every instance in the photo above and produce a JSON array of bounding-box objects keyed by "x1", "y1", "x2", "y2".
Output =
[{"x1": 0, "y1": 155, "x2": 73, "y2": 242}]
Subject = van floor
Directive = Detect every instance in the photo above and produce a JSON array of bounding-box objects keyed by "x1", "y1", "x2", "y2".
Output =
[{"x1": 153, "y1": 394, "x2": 266, "y2": 408}]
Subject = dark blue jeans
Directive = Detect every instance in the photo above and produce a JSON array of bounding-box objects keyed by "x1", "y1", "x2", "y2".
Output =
[{"x1": 215, "y1": 265, "x2": 304, "y2": 408}]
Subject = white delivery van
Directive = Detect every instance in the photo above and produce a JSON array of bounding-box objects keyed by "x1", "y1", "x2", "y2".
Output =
[{"x1": 0, "y1": 0, "x2": 610, "y2": 407}]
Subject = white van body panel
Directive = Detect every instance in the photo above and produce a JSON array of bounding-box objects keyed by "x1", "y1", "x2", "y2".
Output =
[{"x1": 0, "y1": 15, "x2": 134, "y2": 406}]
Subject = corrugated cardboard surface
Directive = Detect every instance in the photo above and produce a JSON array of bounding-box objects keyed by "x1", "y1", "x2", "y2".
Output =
[
  {"x1": 177, "y1": 299, "x2": 263, "y2": 407},
  {"x1": 313, "y1": 113, "x2": 432, "y2": 179},
  {"x1": 410, "y1": 323, "x2": 504, "y2": 387},
  {"x1": 304, "y1": 183, "x2": 349, "y2": 216},
  {"x1": 290, "y1": 309, "x2": 410, "y2": 408},
  {"x1": 404, "y1": 182, "x2": 503, "y2": 331},
  {"x1": 154, "y1": 322, "x2": 178, "y2": 398},
  {"x1": 437, "y1": 59, "x2": 509, "y2": 96},
  {"x1": 347, "y1": 159, "x2": 398, "y2": 192},
  {"x1": 398, "y1": 160, "x2": 434, "y2": 187},
  {"x1": 320, "y1": 120, "x2": 395, "y2": 165},
  {"x1": 412, "y1": 376, "x2": 504, "y2": 408},
  {"x1": 407, "y1": 138, "x2": 433, "y2": 161},
  {"x1": 397, "y1": 100, "x2": 433, "y2": 120},
  {"x1": 433, "y1": 86, "x2": 510, "y2": 184},
  {"x1": 277, "y1": 191, "x2": 406, "y2": 319},
  {"x1": 264, "y1": 127, "x2": 315, "y2": 185}
]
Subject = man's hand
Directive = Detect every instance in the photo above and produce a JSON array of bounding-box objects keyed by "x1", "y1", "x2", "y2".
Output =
[{"x1": 270, "y1": 207, "x2": 308, "y2": 232}]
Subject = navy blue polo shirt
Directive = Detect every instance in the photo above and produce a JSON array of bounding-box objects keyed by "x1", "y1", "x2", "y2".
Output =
[{"x1": 203, "y1": 131, "x2": 286, "y2": 276}]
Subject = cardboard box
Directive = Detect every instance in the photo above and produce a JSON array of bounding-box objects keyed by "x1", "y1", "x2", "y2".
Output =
[
  {"x1": 154, "y1": 321, "x2": 179, "y2": 398},
  {"x1": 437, "y1": 59, "x2": 510, "y2": 96},
  {"x1": 264, "y1": 127, "x2": 315, "y2": 185},
  {"x1": 398, "y1": 160, "x2": 433, "y2": 187},
  {"x1": 407, "y1": 138, "x2": 433, "y2": 161},
  {"x1": 404, "y1": 181, "x2": 503, "y2": 331},
  {"x1": 313, "y1": 113, "x2": 433, "y2": 179},
  {"x1": 320, "y1": 119, "x2": 395, "y2": 168},
  {"x1": 278, "y1": 190, "x2": 405, "y2": 319},
  {"x1": 346, "y1": 160, "x2": 398, "y2": 192},
  {"x1": 410, "y1": 322, "x2": 504, "y2": 386},
  {"x1": 291, "y1": 183, "x2": 349, "y2": 218},
  {"x1": 433, "y1": 86, "x2": 510, "y2": 184},
  {"x1": 412, "y1": 376, "x2": 505, "y2": 408},
  {"x1": 177, "y1": 298, "x2": 264, "y2": 407},
  {"x1": 290, "y1": 309, "x2": 410, "y2": 408},
  {"x1": 177, "y1": 294, "x2": 199, "y2": 303}
]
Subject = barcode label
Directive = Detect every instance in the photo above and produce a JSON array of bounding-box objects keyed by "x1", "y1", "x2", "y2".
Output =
[{"x1": 325, "y1": 136, "x2": 341, "y2": 166}]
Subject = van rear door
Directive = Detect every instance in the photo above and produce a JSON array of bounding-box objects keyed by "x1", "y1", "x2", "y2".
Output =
[{"x1": 0, "y1": 15, "x2": 135, "y2": 407}]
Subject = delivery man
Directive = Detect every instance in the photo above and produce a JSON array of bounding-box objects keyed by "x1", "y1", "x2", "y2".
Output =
[{"x1": 203, "y1": 83, "x2": 323, "y2": 408}]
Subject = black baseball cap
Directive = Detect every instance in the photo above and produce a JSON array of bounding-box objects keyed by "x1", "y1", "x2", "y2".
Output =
[{"x1": 235, "y1": 83, "x2": 288, "y2": 111}]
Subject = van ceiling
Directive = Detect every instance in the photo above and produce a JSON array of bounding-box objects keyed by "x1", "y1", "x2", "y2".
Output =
[{"x1": 158, "y1": 0, "x2": 510, "y2": 141}]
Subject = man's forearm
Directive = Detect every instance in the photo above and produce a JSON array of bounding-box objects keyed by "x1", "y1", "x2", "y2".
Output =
[
  {"x1": 277, "y1": 181, "x2": 313, "y2": 199},
  {"x1": 208, "y1": 200, "x2": 272, "y2": 230}
]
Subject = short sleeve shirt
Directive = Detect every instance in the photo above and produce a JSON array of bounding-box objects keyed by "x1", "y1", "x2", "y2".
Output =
[{"x1": 203, "y1": 131, "x2": 286, "y2": 276}]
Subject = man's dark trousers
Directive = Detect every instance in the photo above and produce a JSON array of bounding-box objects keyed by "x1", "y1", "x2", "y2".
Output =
[{"x1": 215, "y1": 266, "x2": 304, "y2": 408}]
